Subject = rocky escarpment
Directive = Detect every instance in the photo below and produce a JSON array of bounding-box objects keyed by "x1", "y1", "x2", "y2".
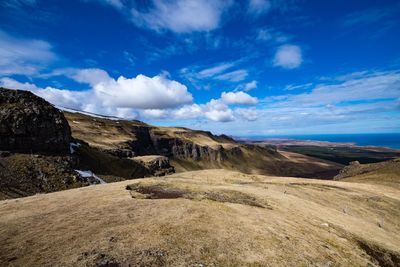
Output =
[
  {"x1": 128, "y1": 126, "x2": 236, "y2": 162},
  {"x1": 0, "y1": 88, "x2": 71, "y2": 153},
  {"x1": 64, "y1": 110, "x2": 344, "y2": 178}
]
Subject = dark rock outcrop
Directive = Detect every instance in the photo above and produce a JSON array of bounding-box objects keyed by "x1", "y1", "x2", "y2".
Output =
[{"x1": 0, "y1": 88, "x2": 71, "y2": 153}]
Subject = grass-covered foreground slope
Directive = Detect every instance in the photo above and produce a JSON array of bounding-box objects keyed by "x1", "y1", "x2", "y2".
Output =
[{"x1": 1, "y1": 170, "x2": 399, "y2": 266}]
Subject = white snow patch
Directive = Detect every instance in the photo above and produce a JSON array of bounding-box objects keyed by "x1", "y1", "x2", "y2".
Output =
[
  {"x1": 57, "y1": 106, "x2": 122, "y2": 120},
  {"x1": 75, "y1": 170, "x2": 106, "y2": 184}
]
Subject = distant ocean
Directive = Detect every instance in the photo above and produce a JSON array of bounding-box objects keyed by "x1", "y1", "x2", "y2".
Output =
[{"x1": 241, "y1": 133, "x2": 400, "y2": 149}]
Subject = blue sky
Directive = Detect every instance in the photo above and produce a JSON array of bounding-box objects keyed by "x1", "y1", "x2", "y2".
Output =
[{"x1": 0, "y1": 0, "x2": 400, "y2": 136}]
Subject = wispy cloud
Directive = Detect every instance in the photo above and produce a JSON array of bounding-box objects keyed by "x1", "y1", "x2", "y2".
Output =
[
  {"x1": 271, "y1": 70, "x2": 400, "y2": 106},
  {"x1": 256, "y1": 27, "x2": 291, "y2": 43},
  {"x1": 0, "y1": 0, "x2": 36, "y2": 9},
  {"x1": 248, "y1": 0, "x2": 271, "y2": 17},
  {"x1": 131, "y1": 0, "x2": 233, "y2": 33},
  {"x1": 92, "y1": 0, "x2": 233, "y2": 34},
  {"x1": 342, "y1": 7, "x2": 394, "y2": 26},
  {"x1": 235, "y1": 80, "x2": 257, "y2": 91},
  {"x1": 180, "y1": 61, "x2": 250, "y2": 88},
  {"x1": 284, "y1": 82, "x2": 312, "y2": 91},
  {"x1": 340, "y1": 5, "x2": 399, "y2": 38},
  {"x1": 198, "y1": 63, "x2": 235, "y2": 78},
  {"x1": 0, "y1": 29, "x2": 57, "y2": 76},
  {"x1": 215, "y1": 69, "x2": 248, "y2": 82}
]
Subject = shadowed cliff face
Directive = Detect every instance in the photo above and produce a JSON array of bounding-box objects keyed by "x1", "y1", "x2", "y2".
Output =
[
  {"x1": 0, "y1": 88, "x2": 71, "y2": 153},
  {"x1": 130, "y1": 126, "x2": 232, "y2": 161}
]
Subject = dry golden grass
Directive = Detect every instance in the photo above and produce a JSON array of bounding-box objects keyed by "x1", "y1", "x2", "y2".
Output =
[
  {"x1": 1, "y1": 170, "x2": 399, "y2": 266},
  {"x1": 335, "y1": 159, "x2": 400, "y2": 189},
  {"x1": 279, "y1": 150, "x2": 343, "y2": 169},
  {"x1": 150, "y1": 127, "x2": 237, "y2": 149},
  {"x1": 64, "y1": 111, "x2": 145, "y2": 150},
  {"x1": 65, "y1": 111, "x2": 236, "y2": 150}
]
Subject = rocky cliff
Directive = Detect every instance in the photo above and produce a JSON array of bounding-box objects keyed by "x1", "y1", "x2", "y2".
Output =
[
  {"x1": 129, "y1": 126, "x2": 233, "y2": 161},
  {"x1": 0, "y1": 88, "x2": 71, "y2": 153},
  {"x1": 0, "y1": 88, "x2": 149, "y2": 199}
]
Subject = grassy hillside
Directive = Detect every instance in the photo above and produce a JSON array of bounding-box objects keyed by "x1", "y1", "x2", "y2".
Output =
[
  {"x1": 335, "y1": 158, "x2": 400, "y2": 188},
  {"x1": 1, "y1": 170, "x2": 399, "y2": 266},
  {"x1": 64, "y1": 111, "x2": 343, "y2": 179}
]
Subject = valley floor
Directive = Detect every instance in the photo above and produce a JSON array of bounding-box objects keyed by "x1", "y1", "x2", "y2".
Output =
[{"x1": 0, "y1": 169, "x2": 399, "y2": 266}]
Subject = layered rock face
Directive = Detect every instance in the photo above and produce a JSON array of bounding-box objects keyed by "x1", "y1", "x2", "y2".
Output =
[
  {"x1": 0, "y1": 88, "x2": 71, "y2": 153},
  {"x1": 129, "y1": 126, "x2": 234, "y2": 162}
]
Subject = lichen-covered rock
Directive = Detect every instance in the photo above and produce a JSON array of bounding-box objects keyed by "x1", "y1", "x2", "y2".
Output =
[
  {"x1": 0, "y1": 88, "x2": 72, "y2": 153},
  {"x1": 0, "y1": 153, "x2": 89, "y2": 200}
]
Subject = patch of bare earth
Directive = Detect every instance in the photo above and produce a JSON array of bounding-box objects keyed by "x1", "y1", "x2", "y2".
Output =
[{"x1": 1, "y1": 169, "x2": 399, "y2": 266}]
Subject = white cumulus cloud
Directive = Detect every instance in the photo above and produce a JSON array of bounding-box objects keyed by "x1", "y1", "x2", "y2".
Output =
[
  {"x1": 221, "y1": 91, "x2": 258, "y2": 105},
  {"x1": 141, "y1": 109, "x2": 169, "y2": 119},
  {"x1": 273, "y1": 44, "x2": 302, "y2": 69},
  {"x1": 1, "y1": 68, "x2": 194, "y2": 117},
  {"x1": 235, "y1": 108, "x2": 259, "y2": 121},
  {"x1": 204, "y1": 99, "x2": 235, "y2": 122},
  {"x1": 71, "y1": 68, "x2": 111, "y2": 86},
  {"x1": 92, "y1": 74, "x2": 193, "y2": 109},
  {"x1": 173, "y1": 104, "x2": 203, "y2": 119},
  {"x1": 205, "y1": 109, "x2": 235, "y2": 122}
]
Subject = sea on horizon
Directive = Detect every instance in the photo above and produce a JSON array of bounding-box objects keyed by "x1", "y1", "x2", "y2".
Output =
[{"x1": 239, "y1": 133, "x2": 400, "y2": 150}]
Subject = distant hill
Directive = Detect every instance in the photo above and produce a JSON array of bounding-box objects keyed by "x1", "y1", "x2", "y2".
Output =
[
  {"x1": 335, "y1": 159, "x2": 400, "y2": 188},
  {"x1": 64, "y1": 110, "x2": 343, "y2": 179}
]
